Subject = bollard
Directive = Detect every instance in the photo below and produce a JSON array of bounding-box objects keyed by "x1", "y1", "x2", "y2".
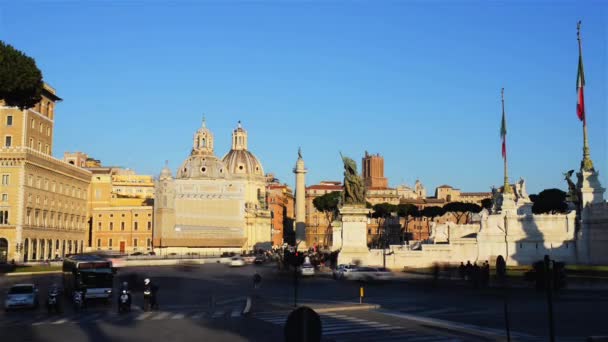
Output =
[{"x1": 359, "y1": 286, "x2": 364, "y2": 304}]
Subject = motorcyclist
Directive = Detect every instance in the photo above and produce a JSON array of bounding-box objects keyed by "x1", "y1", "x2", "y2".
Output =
[
  {"x1": 73, "y1": 290, "x2": 84, "y2": 311},
  {"x1": 143, "y1": 278, "x2": 157, "y2": 311},
  {"x1": 118, "y1": 281, "x2": 132, "y2": 313},
  {"x1": 46, "y1": 284, "x2": 61, "y2": 314}
]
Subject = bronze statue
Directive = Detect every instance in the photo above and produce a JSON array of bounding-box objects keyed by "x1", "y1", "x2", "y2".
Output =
[
  {"x1": 563, "y1": 169, "x2": 579, "y2": 204},
  {"x1": 340, "y1": 153, "x2": 366, "y2": 205}
]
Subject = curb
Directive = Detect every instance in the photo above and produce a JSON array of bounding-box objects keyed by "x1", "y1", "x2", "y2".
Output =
[{"x1": 4, "y1": 270, "x2": 62, "y2": 276}]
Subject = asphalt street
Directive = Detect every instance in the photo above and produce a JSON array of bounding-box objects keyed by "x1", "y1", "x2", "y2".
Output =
[{"x1": 0, "y1": 262, "x2": 605, "y2": 341}]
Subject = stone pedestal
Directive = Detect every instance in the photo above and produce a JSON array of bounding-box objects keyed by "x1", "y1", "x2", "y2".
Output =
[
  {"x1": 331, "y1": 220, "x2": 342, "y2": 251},
  {"x1": 499, "y1": 192, "x2": 517, "y2": 214},
  {"x1": 337, "y1": 205, "x2": 371, "y2": 265},
  {"x1": 577, "y1": 170, "x2": 606, "y2": 207}
]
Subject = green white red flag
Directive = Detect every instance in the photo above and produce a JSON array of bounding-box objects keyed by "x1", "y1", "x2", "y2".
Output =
[
  {"x1": 577, "y1": 42, "x2": 586, "y2": 122},
  {"x1": 501, "y1": 98, "x2": 507, "y2": 160}
]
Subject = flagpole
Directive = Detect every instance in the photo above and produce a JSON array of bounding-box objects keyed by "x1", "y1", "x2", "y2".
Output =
[
  {"x1": 502, "y1": 88, "x2": 512, "y2": 194},
  {"x1": 578, "y1": 20, "x2": 594, "y2": 172}
]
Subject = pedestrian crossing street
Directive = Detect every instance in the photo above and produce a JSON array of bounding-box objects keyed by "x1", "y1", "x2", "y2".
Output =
[
  {"x1": 0, "y1": 306, "x2": 245, "y2": 327},
  {"x1": 253, "y1": 310, "x2": 464, "y2": 342}
]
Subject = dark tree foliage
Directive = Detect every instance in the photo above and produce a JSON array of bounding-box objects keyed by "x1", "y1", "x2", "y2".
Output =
[
  {"x1": 420, "y1": 206, "x2": 445, "y2": 218},
  {"x1": 0, "y1": 41, "x2": 43, "y2": 109},
  {"x1": 481, "y1": 198, "x2": 493, "y2": 210},
  {"x1": 531, "y1": 188, "x2": 569, "y2": 214},
  {"x1": 443, "y1": 202, "x2": 482, "y2": 222},
  {"x1": 312, "y1": 191, "x2": 341, "y2": 224},
  {"x1": 397, "y1": 203, "x2": 419, "y2": 218},
  {"x1": 529, "y1": 194, "x2": 539, "y2": 203},
  {"x1": 365, "y1": 201, "x2": 373, "y2": 209},
  {"x1": 371, "y1": 203, "x2": 397, "y2": 218}
]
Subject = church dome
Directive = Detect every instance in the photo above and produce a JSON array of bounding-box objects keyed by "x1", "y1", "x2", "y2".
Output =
[
  {"x1": 177, "y1": 154, "x2": 229, "y2": 179},
  {"x1": 222, "y1": 149, "x2": 264, "y2": 178},
  {"x1": 160, "y1": 161, "x2": 173, "y2": 180},
  {"x1": 176, "y1": 117, "x2": 229, "y2": 179},
  {"x1": 221, "y1": 121, "x2": 265, "y2": 178}
]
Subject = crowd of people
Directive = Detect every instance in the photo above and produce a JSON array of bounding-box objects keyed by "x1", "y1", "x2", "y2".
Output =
[{"x1": 458, "y1": 261, "x2": 491, "y2": 288}]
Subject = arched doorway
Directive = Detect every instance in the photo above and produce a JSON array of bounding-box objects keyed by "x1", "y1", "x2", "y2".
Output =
[
  {"x1": 0, "y1": 238, "x2": 8, "y2": 263},
  {"x1": 47, "y1": 240, "x2": 52, "y2": 260}
]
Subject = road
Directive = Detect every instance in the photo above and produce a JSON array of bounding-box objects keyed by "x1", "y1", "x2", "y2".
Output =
[{"x1": 0, "y1": 262, "x2": 604, "y2": 341}]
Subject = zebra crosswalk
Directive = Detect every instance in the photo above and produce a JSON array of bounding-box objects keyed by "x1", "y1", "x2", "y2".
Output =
[
  {"x1": 0, "y1": 306, "x2": 246, "y2": 327},
  {"x1": 253, "y1": 310, "x2": 464, "y2": 342}
]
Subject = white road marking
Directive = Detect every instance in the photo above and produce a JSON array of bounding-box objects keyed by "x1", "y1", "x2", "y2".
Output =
[
  {"x1": 52, "y1": 318, "x2": 67, "y2": 324},
  {"x1": 136, "y1": 312, "x2": 153, "y2": 320},
  {"x1": 152, "y1": 312, "x2": 170, "y2": 320},
  {"x1": 171, "y1": 313, "x2": 184, "y2": 320}
]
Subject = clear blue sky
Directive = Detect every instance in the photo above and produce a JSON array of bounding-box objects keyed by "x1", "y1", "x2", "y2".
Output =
[{"x1": 1, "y1": 1, "x2": 606, "y2": 195}]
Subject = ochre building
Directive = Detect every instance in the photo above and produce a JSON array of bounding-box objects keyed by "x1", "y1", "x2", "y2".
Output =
[{"x1": 0, "y1": 84, "x2": 91, "y2": 262}]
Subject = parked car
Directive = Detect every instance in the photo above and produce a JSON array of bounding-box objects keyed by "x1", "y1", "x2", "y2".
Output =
[
  {"x1": 229, "y1": 256, "x2": 246, "y2": 267},
  {"x1": 4, "y1": 284, "x2": 39, "y2": 311},
  {"x1": 300, "y1": 263, "x2": 315, "y2": 277},
  {"x1": 333, "y1": 264, "x2": 357, "y2": 280},
  {"x1": 130, "y1": 252, "x2": 144, "y2": 256},
  {"x1": 243, "y1": 256, "x2": 256, "y2": 264},
  {"x1": 344, "y1": 267, "x2": 394, "y2": 282}
]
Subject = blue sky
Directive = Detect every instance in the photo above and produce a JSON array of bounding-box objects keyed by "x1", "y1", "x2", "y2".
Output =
[{"x1": 1, "y1": 1, "x2": 606, "y2": 195}]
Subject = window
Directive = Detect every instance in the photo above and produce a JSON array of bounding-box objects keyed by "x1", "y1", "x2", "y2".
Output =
[
  {"x1": 134, "y1": 222, "x2": 138, "y2": 231},
  {"x1": 109, "y1": 222, "x2": 113, "y2": 231},
  {"x1": 109, "y1": 239, "x2": 113, "y2": 247},
  {"x1": 133, "y1": 239, "x2": 138, "y2": 247},
  {"x1": 29, "y1": 138, "x2": 34, "y2": 148},
  {"x1": 39, "y1": 123, "x2": 43, "y2": 133},
  {"x1": 0, "y1": 210, "x2": 8, "y2": 224},
  {"x1": 147, "y1": 221, "x2": 151, "y2": 230},
  {"x1": 47, "y1": 127, "x2": 51, "y2": 136},
  {"x1": 45, "y1": 145, "x2": 50, "y2": 154},
  {"x1": 38, "y1": 142, "x2": 41, "y2": 151},
  {"x1": 31, "y1": 118, "x2": 35, "y2": 128},
  {"x1": 6, "y1": 115, "x2": 12, "y2": 126},
  {"x1": 4, "y1": 136, "x2": 11, "y2": 147},
  {"x1": 1, "y1": 175, "x2": 8, "y2": 185},
  {"x1": 121, "y1": 222, "x2": 125, "y2": 231},
  {"x1": 1, "y1": 193, "x2": 8, "y2": 202},
  {"x1": 97, "y1": 239, "x2": 101, "y2": 248},
  {"x1": 147, "y1": 238, "x2": 151, "y2": 249},
  {"x1": 98, "y1": 222, "x2": 101, "y2": 231}
]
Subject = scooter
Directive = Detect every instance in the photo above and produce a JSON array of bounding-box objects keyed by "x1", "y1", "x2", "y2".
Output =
[
  {"x1": 73, "y1": 291, "x2": 84, "y2": 311},
  {"x1": 118, "y1": 290, "x2": 131, "y2": 313},
  {"x1": 46, "y1": 292, "x2": 61, "y2": 314}
]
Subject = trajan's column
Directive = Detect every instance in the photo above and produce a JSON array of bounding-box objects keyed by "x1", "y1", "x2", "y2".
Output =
[{"x1": 294, "y1": 148, "x2": 307, "y2": 251}]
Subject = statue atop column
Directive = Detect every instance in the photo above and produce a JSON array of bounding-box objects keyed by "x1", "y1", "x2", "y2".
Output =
[
  {"x1": 564, "y1": 170, "x2": 579, "y2": 204},
  {"x1": 340, "y1": 153, "x2": 366, "y2": 206}
]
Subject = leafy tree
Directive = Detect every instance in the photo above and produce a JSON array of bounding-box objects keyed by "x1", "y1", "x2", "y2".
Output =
[
  {"x1": 371, "y1": 202, "x2": 397, "y2": 219},
  {"x1": 481, "y1": 198, "x2": 493, "y2": 211},
  {"x1": 443, "y1": 202, "x2": 482, "y2": 223},
  {"x1": 312, "y1": 191, "x2": 341, "y2": 226},
  {"x1": 420, "y1": 206, "x2": 445, "y2": 218},
  {"x1": 532, "y1": 188, "x2": 569, "y2": 214},
  {"x1": 0, "y1": 41, "x2": 43, "y2": 109},
  {"x1": 397, "y1": 203, "x2": 419, "y2": 218},
  {"x1": 529, "y1": 194, "x2": 539, "y2": 203},
  {"x1": 365, "y1": 201, "x2": 373, "y2": 209}
]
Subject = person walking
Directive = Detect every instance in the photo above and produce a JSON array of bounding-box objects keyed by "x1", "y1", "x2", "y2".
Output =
[{"x1": 458, "y1": 262, "x2": 466, "y2": 280}]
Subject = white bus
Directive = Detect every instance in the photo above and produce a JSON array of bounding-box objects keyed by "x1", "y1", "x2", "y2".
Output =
[{"x1": 62, "y1": 255, "x2": 114, "y2": 300}]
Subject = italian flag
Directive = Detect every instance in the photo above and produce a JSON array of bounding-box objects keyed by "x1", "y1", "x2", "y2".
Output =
[
  {"x1": 576, "y1": 44, "x2": 585, "y2": 122},
  {"x1": 577, "y1": 46, "x2": 586, "y2": 123},
  {"x1": 501, "y1": 106, "x2": 507, "y2": 160}
]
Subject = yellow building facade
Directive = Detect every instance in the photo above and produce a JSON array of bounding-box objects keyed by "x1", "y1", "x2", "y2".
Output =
[
  {"x1": 0, "y1": 84, "x2": 91, "y2": 263},
  {"x1": 63, "y1": 153, "x2": 155, "y2": 255}
]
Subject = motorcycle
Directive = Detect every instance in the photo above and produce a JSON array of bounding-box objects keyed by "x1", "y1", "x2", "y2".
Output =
[
  {"x1": 73, "y1": 291, "x2": 84, "y2": 311},
  {"x1": 46, "y1": 292, "x2": 61, "y2": 314},
  {"x1": 118, "y1": 290, "x2": 131, "y2": 313}
]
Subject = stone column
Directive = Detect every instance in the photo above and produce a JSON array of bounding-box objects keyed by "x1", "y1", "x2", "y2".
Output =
[
  {"x1": 337, "y1": 205, "x2": 371, "y2": 265},
  {"x1": 293, "y1": 150, "x2": 307, "y2": 251}
]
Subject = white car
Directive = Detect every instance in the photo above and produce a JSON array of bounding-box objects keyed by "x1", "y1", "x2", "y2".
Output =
[
  {"x1": 4, "y1": 284, "x2": 39, "y2": 310},
  {"x1": 300, "y1": 264, "x2": 315, "y2": 277},
  {"x1": 333, "y1": 264, "x2": 357, "y2": 279},
  {"x1": 344, "y1": 267, "x2": 394, "y2": 282},
  {"x1": 229, "y1": 257, "x2": 246, "y2": 267}
]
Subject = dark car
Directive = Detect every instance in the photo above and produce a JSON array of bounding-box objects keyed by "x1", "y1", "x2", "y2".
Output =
[{"x1": 254, "y1": 255, "x2": 267, "y2": 264}]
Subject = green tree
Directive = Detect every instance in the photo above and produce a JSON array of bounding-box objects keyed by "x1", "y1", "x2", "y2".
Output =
[
  {"x1": 397, "y1": 203, "x2": 419, "y2": 243},
  {"x1": 532, "y1": 189, "x2": 569, "y2": 214},
  {"x1": 421, "y1": 206, "x2": 445, "y2": 218},
  {"x1": 481, "y1": 198, "x2": 493, "y2": 211},
  {"x1": 0, "y1": 41, "x2": 43, "y2": 109},
  {"x1": 312, "y1": 191, "x2": 341, "y2": 226},
  {"x1": 443, "y1": 202, "x2": 482, "y2": 223},
  {"x1": 371, "y1": 202, "x2": 397, "y2": 219}
]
